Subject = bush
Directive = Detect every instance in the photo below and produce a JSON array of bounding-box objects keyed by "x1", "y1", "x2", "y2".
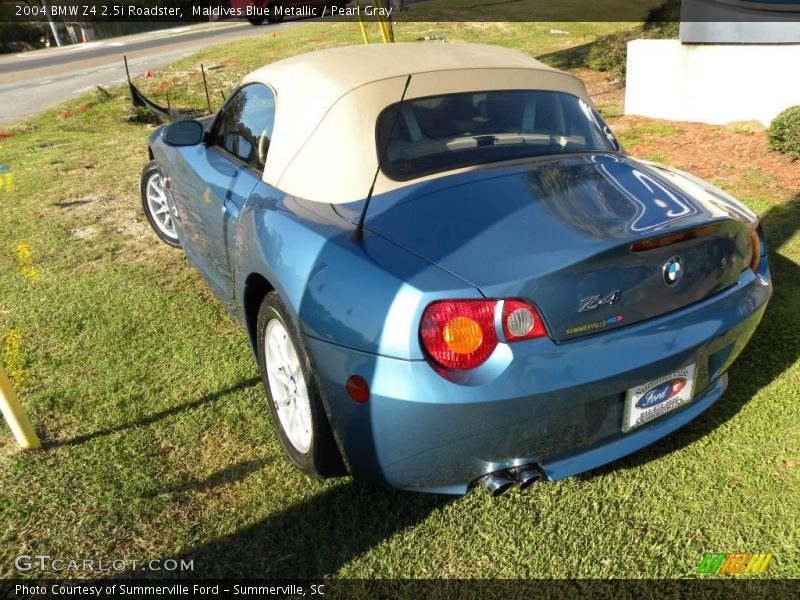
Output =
[
  {"x1": 586, "y1": 0, "x2": 680, "y2": 85},
  {"x1": 586, "y1": 31, "x2": 636, "y2": 84},
  {"x1": 642, "y1": 0, "x2": 681, "y2": 37},
  {"x1": 0, "y1": 22, "x2": 48, "y2": 53},
  {"x1": 768, "y1": 106, "x2": 800, "y2": 160}
]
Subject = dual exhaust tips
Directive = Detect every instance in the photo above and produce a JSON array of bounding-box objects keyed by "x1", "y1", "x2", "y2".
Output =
[{"x1": 478, "y1": 466, "x2": 544, "y2": 496}]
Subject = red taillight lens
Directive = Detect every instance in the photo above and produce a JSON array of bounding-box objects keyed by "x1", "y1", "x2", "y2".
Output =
[
  {"x1": 420, "y1": 298, "x2": 549, "y2": 370},
  {"x1": 420, "y1": 300, "x2": 498, "y2": 370},
  {"x1": 502, "y1": 299, "x2": 547, "y2": 341}
]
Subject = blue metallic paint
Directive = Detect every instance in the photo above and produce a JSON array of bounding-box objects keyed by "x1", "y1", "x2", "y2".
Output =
[
  {"x1": 335, "y1": 154, "x2": 758, "y2": 342},
  {"x1": 232, "y1": 184, "x2": 480, "y2": 360},
  {"x1": 148, "y1": 122, "x2": 772, "y2": 495},
  {"x1": 304, "y1": 265, "x2": 768, "y2": 493}
]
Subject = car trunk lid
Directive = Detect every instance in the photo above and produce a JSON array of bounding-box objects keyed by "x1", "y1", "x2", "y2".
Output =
[{"x1": 342, "y1": 154, "x2": 755, "y2": 342}]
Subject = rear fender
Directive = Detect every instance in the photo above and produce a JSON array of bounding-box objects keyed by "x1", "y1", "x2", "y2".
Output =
[{"x1": 233, "y1": 183, "x2": 480, "y2": 360}]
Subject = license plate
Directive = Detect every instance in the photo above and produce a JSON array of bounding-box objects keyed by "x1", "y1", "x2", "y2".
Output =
[{"x1": 623, "y1": 364, "x2": 696, "y2": 432}]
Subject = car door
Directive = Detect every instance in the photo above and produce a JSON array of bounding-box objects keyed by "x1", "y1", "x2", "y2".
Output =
[{"x1": 176, "y1": 83, "x2": 276, "y2": 300}]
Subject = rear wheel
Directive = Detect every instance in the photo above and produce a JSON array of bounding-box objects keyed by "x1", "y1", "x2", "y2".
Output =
[
  {"x1": 257, "y1": 291, "x2": 345, "y2": 477},
  {"x1": 247, "y1": 16, "x2": 265, "y2": 25},
  {"x1": 140, "y1": 160, "x2": 179, "y2": 247}
]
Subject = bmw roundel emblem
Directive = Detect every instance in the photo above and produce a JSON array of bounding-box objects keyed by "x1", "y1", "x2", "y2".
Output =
[{"x1": 662, "y1": 256, "x2": 683, "y2": 286}]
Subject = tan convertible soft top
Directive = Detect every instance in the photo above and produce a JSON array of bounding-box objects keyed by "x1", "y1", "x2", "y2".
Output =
[{"x1": 241, "y1": 43, "x2": 592, "y2": 204}]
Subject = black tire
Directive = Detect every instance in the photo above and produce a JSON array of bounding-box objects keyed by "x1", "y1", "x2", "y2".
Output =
[
  {"x1": 257, "y1": 291, "x2": 345, "y2": 478},
  {"x1": 328, "y1": 0, "x2": 345, "y2": 11},
  {"x1": 266, "y1": 1, "x2": 284, "y2": 22},
  {"x1": 247, "y1": 16, "x2": 265, "y2": 25},
  {"x1": 140, "y1": 160, "x2": 180, "y2": 248}
]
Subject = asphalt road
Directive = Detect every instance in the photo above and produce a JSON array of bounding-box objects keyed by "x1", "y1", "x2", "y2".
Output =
[{"x1": 0, "y1": 20, "x2": 304, "y2": 125}]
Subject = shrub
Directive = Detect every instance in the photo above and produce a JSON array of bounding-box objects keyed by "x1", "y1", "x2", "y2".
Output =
[
  {"x1": 0, "y1": 23, "x2": 48, "y2": 53},
  {"x1": 586, "y1": 31, "x2": 635, "y2": 84},
  {"x1": 768, "y1": 106, "x2": 800, "y2": 160},
  {"x1": 642, "y1": 0, "x2": 681, "y2": 38},
  {"x1": 586, "y1": 0, "x2": 680, "y2": 85}
]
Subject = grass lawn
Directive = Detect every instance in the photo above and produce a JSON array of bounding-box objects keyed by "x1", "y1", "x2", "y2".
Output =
[{"x1": 0, "y1": 21, "x2": 798, "y2": 580}]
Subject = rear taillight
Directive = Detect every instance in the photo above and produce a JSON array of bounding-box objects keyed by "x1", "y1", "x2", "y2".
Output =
[
  {"x1": 420, "y1": 298, "x2": 548, "y2": 370},
  {"x1": 749, "y1": 222, "x2": 763, "y2": 273},
  {"x1": 421, "y1": 300, "x2": 497, "y2": 370},
  {"x1": 502, "y1": 299, "x2": 547, "y2": 341}
]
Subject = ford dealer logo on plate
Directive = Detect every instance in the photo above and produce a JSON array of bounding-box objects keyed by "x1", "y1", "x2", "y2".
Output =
[{"x1": 636, "y1": 378, "x2": 687, "y2": 409}]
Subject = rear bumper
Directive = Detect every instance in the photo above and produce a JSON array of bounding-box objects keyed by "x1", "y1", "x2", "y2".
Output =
[
  {"x1": 538, "y1": 373, "x2": 727, "y2": 481},
  {"x1": 305, "y1": 267, "x2": 771, "y2": 494}
]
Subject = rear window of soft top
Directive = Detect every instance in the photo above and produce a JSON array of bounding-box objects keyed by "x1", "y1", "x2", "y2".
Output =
[{"x1": 376, "y1": 90, "x2": 619, "y2": 181}]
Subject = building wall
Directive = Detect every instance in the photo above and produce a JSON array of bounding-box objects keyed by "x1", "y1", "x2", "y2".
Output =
[
  {"x1": 625, "y1": 39, "x2": 800, "y2": 126},
  {"x1": 680, "y1": 0, "x2": 800, "y2": 43}
]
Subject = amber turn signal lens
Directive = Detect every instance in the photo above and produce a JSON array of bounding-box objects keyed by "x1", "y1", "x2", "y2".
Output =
[
  {"x1": 420, "y1": 300, "x2": 498, "y2": 370},
  {"x1": 442, "y1": 316, "x2": 484, "y2": 354}
]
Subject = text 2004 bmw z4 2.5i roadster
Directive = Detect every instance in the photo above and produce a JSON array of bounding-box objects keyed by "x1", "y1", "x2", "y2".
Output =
[{"x1": 140, "y1": 44, "x2": 771, "y2": 496}]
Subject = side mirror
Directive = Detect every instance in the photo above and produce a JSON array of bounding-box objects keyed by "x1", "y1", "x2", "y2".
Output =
[{"x1": 162, "y1": 120, "x2": 205, "y2": 147}]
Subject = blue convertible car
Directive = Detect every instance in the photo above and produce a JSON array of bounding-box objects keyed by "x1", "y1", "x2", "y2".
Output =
[{"x1": 140, "y1": 44, "x2": 771, "y2": 495}]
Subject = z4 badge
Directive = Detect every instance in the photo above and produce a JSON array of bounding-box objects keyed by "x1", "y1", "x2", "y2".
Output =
[{"x1": 578, "y1": 289, "x2": 621, "y2": 312}]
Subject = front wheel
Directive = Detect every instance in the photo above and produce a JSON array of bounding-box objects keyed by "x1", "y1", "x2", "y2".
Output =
[
  {"x1": 257, "y1": 291, "x2": 345, "y2": 477},
  {"x1": 247, "y1": 16, "x2": 265, "y2": 25},
  {"x1": 140, "y1": 160, "x2": 180, "y2": 247}
]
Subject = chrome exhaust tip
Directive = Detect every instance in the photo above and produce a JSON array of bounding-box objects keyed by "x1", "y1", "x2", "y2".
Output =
[
  {"x1": 510, "y1": 466, "x2": 544, "y2": 491},
  {"x1": 478, "y1": 471, "x2": 515, "y2": 497}
]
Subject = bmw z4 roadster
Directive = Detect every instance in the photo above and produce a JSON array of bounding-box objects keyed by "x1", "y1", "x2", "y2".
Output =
[{"x1": 140, "y1": 44, "x2": 772, "y2": 495}]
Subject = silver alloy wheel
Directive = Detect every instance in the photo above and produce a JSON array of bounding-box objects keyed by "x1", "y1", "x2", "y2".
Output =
[
  {"x1": 145, "y1": 172, "x2": 177, "y2": 240},
  {"x1": 265, "y1": 319, "x2": 313, "y2": 453}
]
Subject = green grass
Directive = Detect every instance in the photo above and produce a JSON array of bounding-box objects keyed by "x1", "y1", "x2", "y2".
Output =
[
  {"x1": 618, "y1": 122, "x2": 680, "y2": 148},
  {"x1": 646, "y1": 152, "x2": 668, "y2": 163},
  {"x1": 1, "y1": 22, "x2": 799, "y2": 580},
  {"x1": 730, "y1": 122, "x2": 760, "y2": 135},
  {"x1": 713, "y1": 167, "x2": 783, "y2": 208}
]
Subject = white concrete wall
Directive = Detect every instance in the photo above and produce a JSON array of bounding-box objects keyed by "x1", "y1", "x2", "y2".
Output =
[{"x1": 625, "y1": 39, "x2": 800, "y2": 126}]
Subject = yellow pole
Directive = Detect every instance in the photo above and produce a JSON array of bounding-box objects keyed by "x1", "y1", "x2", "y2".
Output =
[
  {"x1": 385, "y1": 15, "x2": 395, "y2": 43},
  {"x1": 358, "y1": 19, "x2": 370, "y2": 45},
  {"x1": 0, "y1": 367, "x2": 41, "y2": 450},
  {"x1": 356, "y1": 0, "x2": 370, "y2": 44},
  {"x1": 375, "y1": 0, "x2": 393, "y2": 43}
]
